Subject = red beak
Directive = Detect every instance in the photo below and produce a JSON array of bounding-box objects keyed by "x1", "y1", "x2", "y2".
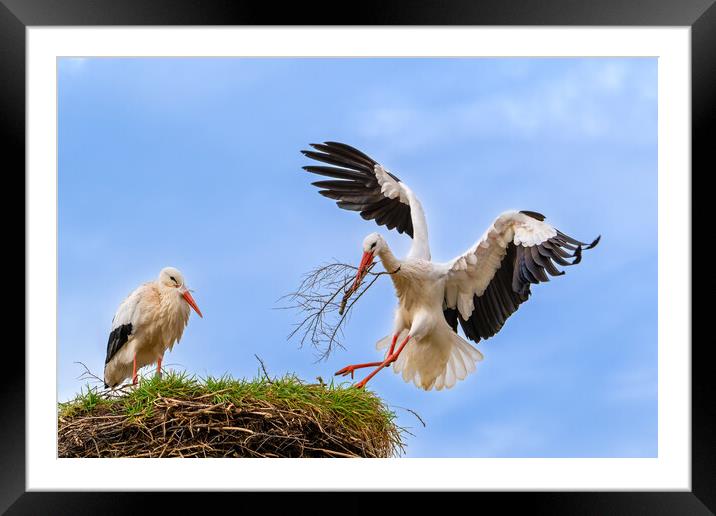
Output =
[
  {"x1": 182, "y1": 289, "x2": 203, "y2": 318},
  {"x1": 352, "y1": 251, "x2": 374, "y2": 291}
]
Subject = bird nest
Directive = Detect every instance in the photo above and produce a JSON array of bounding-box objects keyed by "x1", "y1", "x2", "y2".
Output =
[{"x1": 58, "y1": 370, "x2": 405, "y2": 458}]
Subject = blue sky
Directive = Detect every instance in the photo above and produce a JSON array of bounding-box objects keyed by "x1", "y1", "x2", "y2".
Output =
[{"x1": 58, "y1": 57, "x2": 657, "y2": 457}]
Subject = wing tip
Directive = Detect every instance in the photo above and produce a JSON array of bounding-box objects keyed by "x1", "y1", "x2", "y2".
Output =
[{"x1": 302, "y1": 143, "x2": 336, "y2": 156}]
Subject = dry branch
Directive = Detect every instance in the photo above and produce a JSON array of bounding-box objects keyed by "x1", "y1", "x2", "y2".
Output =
[{"x1": 279, "y1": 260, "x2": 397, "y2": 361}]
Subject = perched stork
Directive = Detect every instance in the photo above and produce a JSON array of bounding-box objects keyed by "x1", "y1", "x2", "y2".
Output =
[
  {"x1": 301, "y1": 142, "x2": 600, "y2": 391},
  {"x1": 103, "y1": 267, "x2": 203, "y2": 388}
]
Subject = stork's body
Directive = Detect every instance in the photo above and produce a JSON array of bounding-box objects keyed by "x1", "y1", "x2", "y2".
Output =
[
  {"x1": 302, "y1": 142, "x2": 599, "y2": 391},
  {"x1": 103, "y1": 267, "x2": 202, "y2": 388},
  {"x1": 374, "y1": 255, "x2": 478, "y2": 391}
]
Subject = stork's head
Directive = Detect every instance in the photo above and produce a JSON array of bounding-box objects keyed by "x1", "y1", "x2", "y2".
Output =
[
  {"x1": 351, "y1": 233, "x2": 385, "y2": 291},
  {"x1": 362, "y1": 232, "x2": 386, "y2": 255},
  {"x1": 158, "y1": 267, "x2": 203, "y2": 318}
]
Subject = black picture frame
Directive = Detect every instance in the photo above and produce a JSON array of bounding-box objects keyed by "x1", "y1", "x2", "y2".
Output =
[{"x1": 4, "y1": 0, "x2": 711, "y2": 513}]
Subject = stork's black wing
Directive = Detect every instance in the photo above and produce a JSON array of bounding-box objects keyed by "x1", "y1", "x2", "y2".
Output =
[
  {"x1": 301, "y1": 141, "x2": 414, "y2": 237},
  {"x1": 104, "y1": 323, "x2": 133, "y2": 366},
  {"x1": 444, "y1": 211, "x2": 600, "y2": 343}
]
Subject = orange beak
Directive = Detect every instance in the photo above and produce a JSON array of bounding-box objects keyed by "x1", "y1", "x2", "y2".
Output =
[
  {"x1": 181, "y1": 289, "x2": 203, "y2": 318},
  {"x1": 352, "y1": 251, "x2": 374, "y2": 291}
]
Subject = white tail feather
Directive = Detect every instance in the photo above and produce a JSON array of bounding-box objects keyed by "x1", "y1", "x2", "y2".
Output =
[{"x1": 375, "y1": 329, "x2": 483, "y2": 391}]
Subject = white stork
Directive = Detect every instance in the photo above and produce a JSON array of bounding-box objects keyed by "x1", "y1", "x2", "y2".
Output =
[
  {"x1": 103, "y1": 267, "x2": 203, "y2": 388},
  {"x1": 302, "y1": 142, "x2": 599, "y2": 391}
]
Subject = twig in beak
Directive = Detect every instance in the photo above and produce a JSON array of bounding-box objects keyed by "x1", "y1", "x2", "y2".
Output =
[
  {"x1": 280, "y1": 260, "x2": 400, "y2": 361},
  {"x1": 339, "y1": 262, "x2": 376, "y2": 315}
]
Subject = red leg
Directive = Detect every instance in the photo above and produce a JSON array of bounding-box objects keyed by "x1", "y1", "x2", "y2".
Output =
[
  {"x1": 355, "y1": 335, "x2": 411, "y2": 389},
  {"x1": 335, "y1": 362, "x2": 385, "y2": 379},
  {"x1": 132, "y1": 352, "x2": 138, "y2": 385},
  {"x1": 156, "y1": 355, "x2": 163, "y2": 378},
  {"x1": 387, "y1": 334, "x2": 399, "y2": 357},
  {"x1": 335, "y1": 334, "x2": 400, "y2": 379}
]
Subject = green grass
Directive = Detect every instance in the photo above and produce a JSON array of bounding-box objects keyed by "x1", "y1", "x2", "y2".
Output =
[{"x1": 59, "y1": 370, "x2": 398, "y2": 437}]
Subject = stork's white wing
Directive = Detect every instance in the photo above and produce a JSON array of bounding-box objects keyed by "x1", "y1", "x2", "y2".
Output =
[
  {"x1": 442, "y1": 210, "x2": 600, "y2": 343},
  {"x1": 110, "y1": 285, "x2": 146, "y2": 328},
  {"x1": 104, "y1": 283, "x2": 154, "y2": 367}
]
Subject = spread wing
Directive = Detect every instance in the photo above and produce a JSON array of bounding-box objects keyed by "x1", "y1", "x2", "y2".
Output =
[
  {"x1": 104, "y1": 284, "x2": 151, "y2": 366},
  {"x1": 442, "y1": 210, "x2": 600, "y2": 342},
  {"x1": 301, "y1": 141, "x2": 415, "y2": 238}
]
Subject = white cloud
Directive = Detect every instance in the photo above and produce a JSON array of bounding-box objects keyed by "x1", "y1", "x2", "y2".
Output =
[
  {"x1": 468, "y1": 420, "x2": 546, "y2": 457},
  {"x1": 354, "y1": 59, "x2": 656, "y2": 152},
  {"x1": 410, "y1": 418, "x2": 548, "y2": 458},
  {"x1": 604, "y1": 366, "x2": 657, "y2": 403},
  {"x1": 60, "y1": 57, "x2": 89, "y2": 73}
]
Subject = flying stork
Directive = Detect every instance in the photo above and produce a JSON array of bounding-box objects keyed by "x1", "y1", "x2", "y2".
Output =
[
  {"x1": 301, "y1": 142, "x2": 600, "y2": 391},
  {"x1": 103, "y1": 267, "x2": 203, "y2": 388}
]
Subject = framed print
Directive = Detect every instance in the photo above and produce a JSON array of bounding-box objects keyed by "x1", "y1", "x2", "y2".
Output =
[{"x1": 5, "y1": 0, "x2": 713, "y2": 513}]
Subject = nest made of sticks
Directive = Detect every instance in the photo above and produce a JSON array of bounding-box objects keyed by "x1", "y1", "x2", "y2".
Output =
[{"x1": 58, "y1": 370, "x2": 404, "y2": 458}]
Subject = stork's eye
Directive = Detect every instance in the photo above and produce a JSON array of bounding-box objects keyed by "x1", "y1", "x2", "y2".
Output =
[
  {"x1": 371, "y1": 243, "x2": 376, "y2": 249},
  {"x1": 170, "y1": 276, "x2": 177, "y2": 283}
]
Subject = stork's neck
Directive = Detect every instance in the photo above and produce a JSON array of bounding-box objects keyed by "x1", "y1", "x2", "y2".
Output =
[
  {"x1": 404, "y1": 187, "x2": 431, "y2": 260},
  {"x1": 377, "y1": 245, "x2": 401, "y2": 274},
  {"x1": 155, "y1": 285, "x2": 190, "y2": 344},
  {"x1": 157, "y1": 284, "x2": 178, "y2": 304}
]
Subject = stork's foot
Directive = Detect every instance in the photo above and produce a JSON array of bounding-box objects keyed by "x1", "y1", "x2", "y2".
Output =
[
  {"x1": 352, "y1": 357, "x2": 395, "y2": 389},
  {"x1": 354, "y1": 378, "x2": 370, "y2": 389},
  {"x1": 335, "y1": 361, "x2": 383, "y2": 379},
  {"x1": 352, "y1": 335, "x2": 412, "y2": 389},
  {"x1": 335, "y1": 365, "x2": 357, "y2": 379}
]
